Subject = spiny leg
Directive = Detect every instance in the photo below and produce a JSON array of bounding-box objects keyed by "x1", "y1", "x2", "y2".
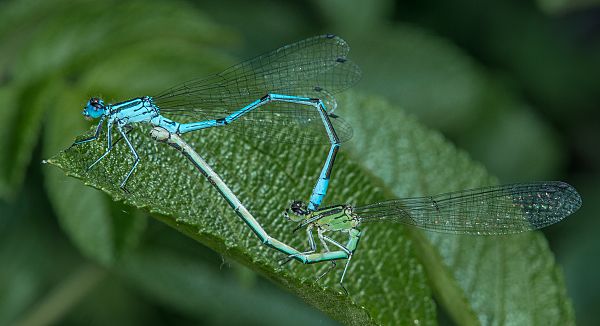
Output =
[
  {"x1": 318, "y1": 228, "x2": 332, "y2": 253},
  {"x1": 280, "y1": 225, "x2": 317, "y2": 265},
  {"x1": 87, "y1": 120, "x2": 114, "y2": 171},
  {"x1": 118, "y1": 125, "x2": 140, "y2": 193},
  {"x1": 321, "y1": 234, "x2": 352, "y2": 295},
  {"x1": 316, "y1": 229, "x2": 337, "y2": 281},
  {"x1": 286, "y1": 229, "x2": 360, "y2": 288},
  {"x1": 109, "y1": 124, "x2": 133, "y2": 148},
  {"x1": 298, "y1": 224, "x2": 317, "y2": 255},
  {"x1": 339, "y1": 254, "x2": 352, "y2": 296},
  {"x1": 70, "y1": 116, "x2": 105, "y2": 149}
]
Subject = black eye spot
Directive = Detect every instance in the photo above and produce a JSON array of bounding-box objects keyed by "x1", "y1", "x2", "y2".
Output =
[
  {"x1": 290, "y1": 201, "x2": 308, "y2": 215},
  {"x1": 89, "y1": 98, "x2": 103, "y2": 110}
]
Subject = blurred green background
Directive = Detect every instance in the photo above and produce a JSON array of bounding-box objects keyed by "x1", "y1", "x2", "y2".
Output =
[{"x1": 1, "y1": 0, "x2": 599, "y2": 325}]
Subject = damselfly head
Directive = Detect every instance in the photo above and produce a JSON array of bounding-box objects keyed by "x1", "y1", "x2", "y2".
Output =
[
  {"x1": 285, "y1": 201, "x2": 309, "y2": 222},
  {"x1": 83, "y1": 97, "x2": 106, "y2": 120}
]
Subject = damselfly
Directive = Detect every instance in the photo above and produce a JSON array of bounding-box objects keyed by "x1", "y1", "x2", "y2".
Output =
[
  {"x1": 72, "y1": 34, "x2": 360, "y2": 211},
  {"x1": 284, "y1": 182, "x2": 581, "y2": 291},
  {"x1": 151, "y1": 126, "x2": 581, "y2": 294}
]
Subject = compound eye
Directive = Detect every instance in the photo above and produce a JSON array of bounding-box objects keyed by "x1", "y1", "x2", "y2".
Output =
[{"x1": 290, "y1": 201, "x2": 308, "y2": 215}]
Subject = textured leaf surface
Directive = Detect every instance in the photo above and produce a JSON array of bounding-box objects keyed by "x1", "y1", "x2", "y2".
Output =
[
  {"x1": 0, "y1": 0, "x2": 579, "y2": 324},
  {"x1": 342, "y1": 93, "x2": 575, "y2": 325},
  {"x1": 47, "y1": 94, "x2": 438, "y2": 325},
  {"x1": 48, "y1": 91, "x2": 574, "y2": 325}
]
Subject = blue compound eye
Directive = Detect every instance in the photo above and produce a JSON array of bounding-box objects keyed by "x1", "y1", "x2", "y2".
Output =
[{"x1": 83, "y1": 97, "x2": 105, "y2": 119}]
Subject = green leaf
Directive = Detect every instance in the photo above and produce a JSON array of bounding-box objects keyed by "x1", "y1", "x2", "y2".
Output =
[
  {"x1": 341, "y1": 92, "x2": 575, "y2": 325},
  {"x1": 46, "y1": 94, "x2": 437, "y2": 325},
  {"x1": 47, "y1": 91, "x2": 575, "y2": 324},
  {"x1": 1, "y1": 0, "x2": 577, "y2": 324}
]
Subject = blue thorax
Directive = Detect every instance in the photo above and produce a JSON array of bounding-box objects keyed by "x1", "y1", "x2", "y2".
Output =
[{"x1": 83, "y1": 96, "x2": 162, "y2": 125}]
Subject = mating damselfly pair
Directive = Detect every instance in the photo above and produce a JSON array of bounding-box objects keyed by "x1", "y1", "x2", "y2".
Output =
[{"x1": 70, "y1": 34, "x2": 582, "y2": 290}]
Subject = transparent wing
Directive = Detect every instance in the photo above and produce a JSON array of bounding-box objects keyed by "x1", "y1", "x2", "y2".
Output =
[
  {"x1": 153, "y1": 35, "x2": 360, "y2": 144},
  {"x1": 152, "y1": 34, "x2": 360, "y2": 144},
  {"x1": 354, "y1": 182, "x2": 581, "y2": 235}
]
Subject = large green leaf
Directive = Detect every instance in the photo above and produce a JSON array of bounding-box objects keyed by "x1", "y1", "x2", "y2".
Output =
[
  {"x1": 47, "y1": 91, "x2": 574, "y2": 325},
  {"x1": 3, "y1": 0, "x2": 572, "y2": 323},
  {"x1": 343, "y1": 92, "x2": 575, "y2": 325}
]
